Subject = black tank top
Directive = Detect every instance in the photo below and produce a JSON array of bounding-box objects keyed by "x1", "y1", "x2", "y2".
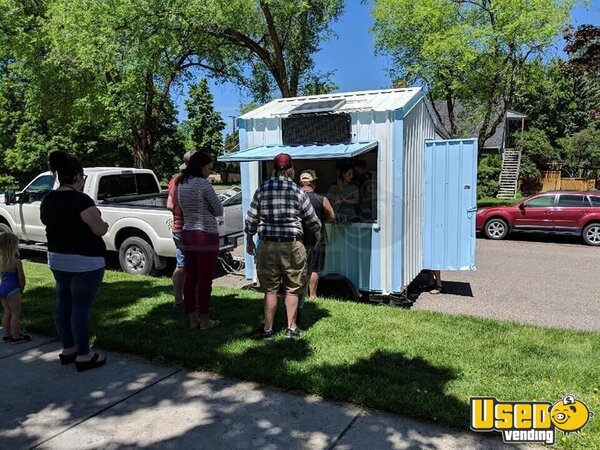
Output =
[{"x1": 305, "y1": 191, "x2": 327, "y2": 246}]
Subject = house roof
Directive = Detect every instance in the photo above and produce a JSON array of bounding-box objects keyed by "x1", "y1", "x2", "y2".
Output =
[
  {"x1": 240, "y1": 88, "x2": 423, "y2": 120},
  {"x1": 506, "y1": 110, "x2": 528, "y2": 119},
  {"x1": 431, "y1": 101, "x2": 526, "y2": 149}
]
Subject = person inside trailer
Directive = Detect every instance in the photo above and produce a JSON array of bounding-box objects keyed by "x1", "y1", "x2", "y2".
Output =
[
  {"x1": 299, "y1": 169, "x2": 335, "y2": 300},
  {"x1": 326, "y1": 162, "x2": 360, "y2": 223},
  {"x1": 352, "y1": 159, "x2": 376, "y2": 221}
]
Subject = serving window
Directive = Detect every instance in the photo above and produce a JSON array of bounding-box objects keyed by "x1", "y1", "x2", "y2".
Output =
[{"x1": 259, "y1": 148, "x2": 378, "y2": 224}]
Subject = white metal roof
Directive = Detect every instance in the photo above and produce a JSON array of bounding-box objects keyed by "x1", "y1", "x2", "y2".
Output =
[
  {"x1": 240, "y1": 87, "x2": 423, "y2": 120},
  {"x1": 506, "y1": 110, "x2": 528, "y2": 119}
]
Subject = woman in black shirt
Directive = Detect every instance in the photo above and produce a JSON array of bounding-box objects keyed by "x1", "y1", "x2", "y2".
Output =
[{"x1": 40, "y1": 151, "x2": 109, "y2": 372}]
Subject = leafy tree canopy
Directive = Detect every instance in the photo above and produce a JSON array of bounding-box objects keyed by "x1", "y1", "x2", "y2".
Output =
[
  {"x1": 512, "y1": 58, "x2": 584, "y2": 145},
  {"x1": 204, "y1": 0, "x2": 343, "y2": 100},
  {"x1": 0, "y1": 0, "x2": 342, "y2": 174},
  {"x1": 515, "y1": 128, "x2": 560, "y2": 181},
  {"x1": 372, "y1": 0, "x2": 575, "y2": 152},
  {"x1": 564, "y1": 24, "x2": 600, "y2": 126},
  {"x1": 181, "y1": 78, "x2": 225, "y2": 156},
  {"x1": 558, "y1": 127, "x2": 600, "y2": 179}
]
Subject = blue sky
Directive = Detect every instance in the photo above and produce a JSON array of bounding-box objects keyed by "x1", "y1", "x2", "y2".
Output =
[{"x1": 174, "y1": 0, "x2": 600, "y2": 134}]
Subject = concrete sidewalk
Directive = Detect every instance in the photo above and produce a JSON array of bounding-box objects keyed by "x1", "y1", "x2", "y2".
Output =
[{"x1": 0, "y1": 335, "x2": 530, "y2": 449}]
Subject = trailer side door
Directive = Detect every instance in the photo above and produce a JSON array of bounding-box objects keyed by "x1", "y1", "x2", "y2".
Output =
[{"x1": 423, "y1": 139, "x2": 477, "y2": 270}]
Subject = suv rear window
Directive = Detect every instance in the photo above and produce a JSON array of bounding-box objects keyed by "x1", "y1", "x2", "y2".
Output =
[
  {"x1": 589, "y1": 196, "x2": 600, "y2": 207},
  {"x1": 557, "y1": 194, "x2": 589, "y2": 207},
  {"x1": 98, "y1": 173, "x2": 159, "y2": 199}
]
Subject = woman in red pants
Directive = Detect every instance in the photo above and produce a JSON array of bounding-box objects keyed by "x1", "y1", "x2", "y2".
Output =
[{"x1": 177, "y1": 151, "x2": 223, "y2": 329}]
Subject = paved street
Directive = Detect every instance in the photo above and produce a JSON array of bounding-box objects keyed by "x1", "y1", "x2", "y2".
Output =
[{"x1": 410, "y1": 235, "x2": 600, "y2": 331}]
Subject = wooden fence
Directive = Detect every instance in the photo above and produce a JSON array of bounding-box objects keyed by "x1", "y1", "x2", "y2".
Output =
[
  {"x1": 540, "y1": 171, "x2": 596, "y2": 192},
  {"x1": 519, "y1": 171, "x2": 598, "y2": 194}
]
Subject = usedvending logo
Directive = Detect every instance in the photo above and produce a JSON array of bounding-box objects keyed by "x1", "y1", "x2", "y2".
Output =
[{"x1": 470, "y1": 395, "x2": 594, "y2": 444}]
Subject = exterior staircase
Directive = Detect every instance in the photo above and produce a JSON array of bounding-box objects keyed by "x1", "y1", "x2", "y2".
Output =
[{"x1": 497, "y1": 149, "x2": 521, "y2": 199}]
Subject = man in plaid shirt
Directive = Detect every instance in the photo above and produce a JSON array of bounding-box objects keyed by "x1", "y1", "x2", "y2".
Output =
[{"x1": 245, "y1": 153, "x2": 321, "y2": 339}]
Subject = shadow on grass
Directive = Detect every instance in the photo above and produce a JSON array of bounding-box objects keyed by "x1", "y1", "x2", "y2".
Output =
[
  {"x1": 23, "y1": 278, "x2": 331, "y2": 366},
  {"x1": 20, "y1": 277, "x2": 471, "y2": 441}
]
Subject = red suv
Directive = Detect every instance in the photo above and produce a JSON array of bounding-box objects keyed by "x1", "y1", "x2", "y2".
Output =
[{"x1": 476, "y1": 191, "x2": 600, "y2": 245}]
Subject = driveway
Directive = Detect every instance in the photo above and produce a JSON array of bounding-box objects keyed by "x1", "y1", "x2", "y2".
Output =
[{"x1": 411, "y1": 235, "x2": 600, "y2": 332}]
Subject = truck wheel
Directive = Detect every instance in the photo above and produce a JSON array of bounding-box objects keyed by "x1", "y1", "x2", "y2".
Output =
[
  {"x1": 484, "y1": 218, "x2": 509, "y2": 240},
  {"x1": 582, "y1": 223, "x2": 600, "y2": 246},
  {"x1": 119, "y1": 236, "x2": 156, "y2": 275},
  {"x1": 0, "y1": 223, "x2": 11, "y2": 234}
]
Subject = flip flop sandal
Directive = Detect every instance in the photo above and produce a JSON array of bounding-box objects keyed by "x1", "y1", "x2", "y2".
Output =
[
  {"x1": 75, "y1": 353, "x2": 107, "y2": 372},
  {"x1": 172, "y1": 302, "x2": 185, "y2": 311},
  {"x1": 59, "y1": 353, "x2": 77, "y2": 365},
  {"x1": 197, "y1": 319, "x2": 220, "y2": 331},
  {"x1": 11, "y1": 334, "x2": 31, "y2": 344}
]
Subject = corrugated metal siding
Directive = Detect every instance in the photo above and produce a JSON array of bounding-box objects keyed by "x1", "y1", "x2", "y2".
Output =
[
  {"x1": 376, "y1": 111, "x2": 394, "y2": 294},
  {"x1": 423, "y1": 139, "x2": 477, "y2": 270},
  {"x1": 240, "y1": 88, "x2": 422, "y2": 119},
  {"x1": 246, "y1": 118, "x2": 282, "y2": 147},
  {"x1": 390, "y1": 110, "x2": 404, "y2": 293},
  {"x1": 401, "y1": 100, "x2": 436, "y2": 288},
  {"x1": 238, "y1": 120, "x2": 254, "y2": 281},
  {"x1": 323, "y1": 224, "x2": 377, "y2": 291}
]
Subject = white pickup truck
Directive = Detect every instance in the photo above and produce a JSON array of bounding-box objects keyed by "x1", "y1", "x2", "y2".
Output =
[{"x1": 0, "y1": 168, "x2": 243, "y2": 275}]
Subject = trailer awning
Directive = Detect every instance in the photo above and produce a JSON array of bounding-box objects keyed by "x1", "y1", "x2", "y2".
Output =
[{"x1": 217, "y1": 141, "x2": 378, "y2": 162}]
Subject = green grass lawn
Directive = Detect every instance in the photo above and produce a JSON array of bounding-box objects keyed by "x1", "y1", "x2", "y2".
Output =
[{"x1": 21, "y1": 261, "x2": 599, "y2": 449}]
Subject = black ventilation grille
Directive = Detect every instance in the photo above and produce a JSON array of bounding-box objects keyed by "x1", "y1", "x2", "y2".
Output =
[{"x1": 282, "y1": 113, "x2": 351, "y2": 145}]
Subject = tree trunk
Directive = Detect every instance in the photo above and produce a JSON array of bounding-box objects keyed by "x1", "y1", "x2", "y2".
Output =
[
  {"x1": 477, "y1": 135, "x2": 487, "y2": 158},
  {"x1": 446, "y1": 92, "x2": 458, "y2": 136},
  {"x1": 129, "y1": 73, "x2": 160, "y2": 169},
  {"x1": 131, "y1": 127, "x2": 150, "y2": 168}
]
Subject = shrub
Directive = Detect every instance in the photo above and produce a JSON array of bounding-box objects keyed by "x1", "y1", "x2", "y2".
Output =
[
  {"x1": 515, "y1": 128, "x2": 559, "y2": 181},
  {"x1": 477, "y1": 154, "x2": 502, "y2": 199}
]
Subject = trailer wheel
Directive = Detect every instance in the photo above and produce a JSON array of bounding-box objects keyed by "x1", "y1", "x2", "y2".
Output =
[{"x1": 119, "y1": 236, "x2": 156, "y2": 275}]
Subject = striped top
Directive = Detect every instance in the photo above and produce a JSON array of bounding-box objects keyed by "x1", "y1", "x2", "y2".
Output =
[
  {"x1": 245, "y1": 176, "x2": 321, "y2": 239},
  {"x1": 177, "y1": 177, "x2": 223, "y2": 234}
]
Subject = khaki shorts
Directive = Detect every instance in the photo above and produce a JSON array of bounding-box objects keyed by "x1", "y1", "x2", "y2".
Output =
[{"x1": 256, "y1": 240, "x2": 307, "y2": 296}]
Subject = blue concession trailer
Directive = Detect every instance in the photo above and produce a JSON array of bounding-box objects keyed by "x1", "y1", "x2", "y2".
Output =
[{"x1": 219, "y1": 88, "x2": 477, "y2": 302}]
